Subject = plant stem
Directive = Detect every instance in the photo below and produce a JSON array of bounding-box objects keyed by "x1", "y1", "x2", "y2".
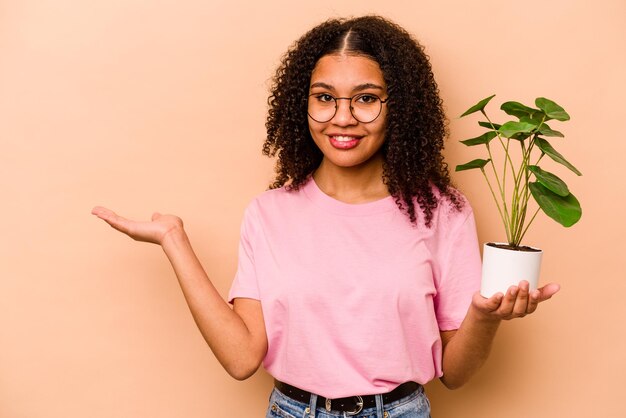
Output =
[
  {"x1": 480, "y1": 110, "x2": 512, "y2": 238},
  {"x1": 509, "y1": 139, "x2": 526, "y2": 244},
  {"x1": 534, "y1": 152, "x2": 545, "y2": 165},
  {"x1": 481, "y1": 110, "x2": 517, "y2": 178},
  {"x1": 517, "y1": 207, "x2": 541, "y2": 245},
  {"x1": 480, "y1": 166, "x2": 511, "y2": 244},
  {"x1": 513, "y1": 125, "x2": 543, "y2": 245}
]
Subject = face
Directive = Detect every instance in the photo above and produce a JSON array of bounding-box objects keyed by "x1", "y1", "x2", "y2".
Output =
[{"x1": 307, "y1": 54, "x2": 388, "y2": 171}]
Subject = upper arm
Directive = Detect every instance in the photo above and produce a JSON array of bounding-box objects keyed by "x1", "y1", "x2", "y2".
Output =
[
  {"x1": 433, "y1": 206, "x2": 481, "y2": 331},
  {"x1": 232, "y1": 297, "x2": 268, "y2": 362}
]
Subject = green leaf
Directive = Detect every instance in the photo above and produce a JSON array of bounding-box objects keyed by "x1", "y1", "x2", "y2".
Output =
[
  {"x1": 478, "y1": 121, "x2": 501, "y2": 130},
  {"x1": 455, "y1": 159, "x2": 491, "y2": 171},
  {"x1": 498, "y1": 121, "x2": 537, "y2": 138},
  {"x1": 538, "y1": 123, "x2": 564, "y2": 137},
  {"x1": 519, "y1": 113, "x2": 545, "y2": 128},
  {"x1": 535, "y1": 97, "x2": 570, "y2": 121},
  {"x1": 534, "y1": 137, "x2": 582, "y2": 175},
  {"x1": 529, "y1": 182, "x2": 582, "y2": 227},
  {"x1": 511, "y1": 132, "x2": 532, "y2": 141},
  {"x1": 461, "y1": 95, "x2": 496, "y2": 117},
  {"x1": 461, "y1": 131, "x2": 498, "y2": 146},
  {"x1": 500, "y1": 101, "x2": 541, "y2": 119},
  {"x1": 528, "y1": 165, "x2": 569, "y2": 196}
]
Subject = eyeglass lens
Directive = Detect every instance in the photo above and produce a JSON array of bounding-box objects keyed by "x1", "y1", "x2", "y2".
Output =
[{"x1": 308, "y1": 93, "x2": 384, "y2": 123}]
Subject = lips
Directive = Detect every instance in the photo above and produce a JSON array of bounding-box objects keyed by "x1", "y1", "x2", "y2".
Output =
[{"x1": 328, "y1": 135, "x2": 363, "y2": 150}]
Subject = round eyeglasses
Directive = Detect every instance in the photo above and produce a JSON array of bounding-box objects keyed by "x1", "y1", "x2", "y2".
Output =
[{"x1": 307, "y1": 93, "x2": 388, "y2": 124}]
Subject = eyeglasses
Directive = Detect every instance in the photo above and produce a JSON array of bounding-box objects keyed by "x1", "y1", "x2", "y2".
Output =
[{"x1": 307, "y1": 93, "x2": 388, "y2": 123}]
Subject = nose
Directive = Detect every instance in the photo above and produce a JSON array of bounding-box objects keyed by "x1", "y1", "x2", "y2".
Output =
[{"x1": 332, "y1": 98, "x2": 358, "y2": 126}]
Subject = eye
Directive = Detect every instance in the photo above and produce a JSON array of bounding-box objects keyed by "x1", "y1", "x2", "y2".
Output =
[
  {"x1": 313, "y1": 93, "x2": 335, "y2": 103},
  {"x1": 355, "y1": 94, "x2": 380, "y2": 104}
]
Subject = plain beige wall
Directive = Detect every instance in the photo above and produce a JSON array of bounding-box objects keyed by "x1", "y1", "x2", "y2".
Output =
[{"x1": 1, "y1": 0, "x2": 624, "y2": 417}]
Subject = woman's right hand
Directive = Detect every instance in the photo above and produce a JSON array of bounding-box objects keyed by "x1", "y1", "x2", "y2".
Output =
[
  {"x1": 91, "y1": 206, "x2": 184, "y2": 245},
  {"x1": 92, "y1": 205, "x2": 267, "y2": 379}
]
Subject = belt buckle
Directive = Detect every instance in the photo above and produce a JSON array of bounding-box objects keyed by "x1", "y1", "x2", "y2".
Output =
[
  {"x1": 325, "y1": 395, "x2": 364, "y2": 416},
  {"x1": 346, "y1": 395, "x2": 364, "y2": 416}
]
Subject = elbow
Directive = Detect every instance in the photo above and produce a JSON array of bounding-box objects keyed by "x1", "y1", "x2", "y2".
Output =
[
  {"x1": 225, "y1": 359, "x2": 262, "y2": 381},
  {"x1": 216, "y1": 333, "x2": 267, "y2": 381},
  {"x1": 442, "y1": 381, "x2": 465, "y2": 390},
  {"x1": 439, "y1": 375, "x2": 468, "y2": 390},
  {"x1": 229, "y1": 367, "x2": 257, "y2": 381}
]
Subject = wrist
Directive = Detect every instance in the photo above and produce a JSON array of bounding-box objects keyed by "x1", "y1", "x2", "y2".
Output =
[{"x1": 161, "y1": 225, "x2": 189, "y2": 250}]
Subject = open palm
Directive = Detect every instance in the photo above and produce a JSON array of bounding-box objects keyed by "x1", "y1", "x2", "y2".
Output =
[{"x1": 91, "y1": 206, "x2": 183, "y2": 245}]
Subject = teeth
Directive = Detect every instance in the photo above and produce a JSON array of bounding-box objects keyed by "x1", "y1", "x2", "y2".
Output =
[{"x1": 333, "y1": 136, "x2": 358, "y2": 142}]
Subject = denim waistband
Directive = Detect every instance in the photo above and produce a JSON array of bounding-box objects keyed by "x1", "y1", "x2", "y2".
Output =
[{"x1": 266, "y1": 384, "x2": 430, "y2": 418}]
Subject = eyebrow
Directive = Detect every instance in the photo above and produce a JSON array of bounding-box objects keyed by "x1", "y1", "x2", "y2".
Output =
[{"x1": 309, "y1": 82, "x2": 385, "y2": 92}]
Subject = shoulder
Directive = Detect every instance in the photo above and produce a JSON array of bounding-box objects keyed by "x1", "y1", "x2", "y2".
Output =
[
  {"x1": 251, "y1": 183, "x2": 305, "y2": 206},
  {"x1": 242, "y1": 182, "x2": 309, "y2": 220},
  {"x1": 425, "y1": 185, "x2": 475, "y2": 233},
  {"x1": 431, "y1": 186, "x2": 473, "y2": 223},
  {"x1": 418, "y1": 187, "x2": 479, "y2": 267}
]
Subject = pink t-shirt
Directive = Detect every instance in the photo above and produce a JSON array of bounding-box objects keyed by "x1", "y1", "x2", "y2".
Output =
[{"x1": 228, "y1": 176, "x2": 481, "y2": 398}]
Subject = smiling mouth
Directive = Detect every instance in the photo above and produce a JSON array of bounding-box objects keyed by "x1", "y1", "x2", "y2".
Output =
[{"x1": 329, "y1": 135, "x2": 362, "y2": 149}]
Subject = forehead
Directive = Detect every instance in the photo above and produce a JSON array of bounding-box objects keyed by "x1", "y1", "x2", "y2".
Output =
[{"x1": 310, "y1": 54, "x2": 386, "y2": 90}]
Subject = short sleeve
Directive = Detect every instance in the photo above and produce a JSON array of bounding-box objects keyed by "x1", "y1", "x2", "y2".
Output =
[
  {"x1": 227, "y1": 201, "x2": 261, "y2": 304},
  {"x1": 433, "y1": 207, "x2": 482, "y2": 330}
]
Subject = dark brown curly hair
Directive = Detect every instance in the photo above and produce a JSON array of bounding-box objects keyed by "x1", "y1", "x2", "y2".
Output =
[{"x1": 262, "y1": 15, "x2": 462, "y2": 226}]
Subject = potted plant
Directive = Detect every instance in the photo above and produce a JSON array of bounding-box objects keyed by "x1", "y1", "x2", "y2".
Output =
[{"x1": 455, "y1": 95, "x2": 582, "y2": 297}]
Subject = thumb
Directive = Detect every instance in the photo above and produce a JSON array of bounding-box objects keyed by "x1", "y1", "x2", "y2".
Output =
[
  {"x1": 151, "y1": 212, "x2": 162, "y2": 221},
  {"x1": 537, "y1": 283, "x2": 561, "y2": 301}
]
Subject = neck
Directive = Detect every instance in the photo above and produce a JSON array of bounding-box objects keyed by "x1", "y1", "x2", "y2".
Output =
[{"x1": 312, "y1": 154, "x2": 389, "y2": 204}]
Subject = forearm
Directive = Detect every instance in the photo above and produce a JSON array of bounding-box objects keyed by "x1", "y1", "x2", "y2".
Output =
[
  {"x1": 160, "y1": 228, "x2": 262, "y2": 379},
  {"x1": 440, "y1": 306, "x2": 501, "y2": 389}
]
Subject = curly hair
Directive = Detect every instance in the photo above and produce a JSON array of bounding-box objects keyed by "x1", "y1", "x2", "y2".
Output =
[{"x1": 262, "y1": 15, "x2": 462, "y2": 226}]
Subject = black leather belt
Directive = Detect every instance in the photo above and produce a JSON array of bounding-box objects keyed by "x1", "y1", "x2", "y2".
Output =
[{"x1": 274, "y1": 380, "x2": 421, "y2": 415}]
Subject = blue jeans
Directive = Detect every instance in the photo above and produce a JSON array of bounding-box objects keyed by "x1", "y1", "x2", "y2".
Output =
[{"x1": 266, "y1": 385, "x2": 431, "y2": 418}]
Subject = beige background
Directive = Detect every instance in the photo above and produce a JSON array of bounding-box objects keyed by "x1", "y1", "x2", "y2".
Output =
[{"x1": 1, "y1": 0, "x2": 624, "y2": 417}]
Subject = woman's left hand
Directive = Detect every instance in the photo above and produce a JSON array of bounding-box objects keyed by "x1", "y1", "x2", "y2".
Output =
[
  {"x1": 439, "y1": 280, "x2": 560, "y2": 388},
  {"x1": 471, "y1": 280, "x2": 560, "y2": 321}
]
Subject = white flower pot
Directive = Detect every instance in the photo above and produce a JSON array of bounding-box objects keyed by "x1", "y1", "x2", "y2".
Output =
[{"x1": 480, "y1": 243, "x2": 543, "y2": 297}]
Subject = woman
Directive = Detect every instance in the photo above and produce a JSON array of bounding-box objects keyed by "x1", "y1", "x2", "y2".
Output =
[{"x1": 92, "y1": 15, "x2": 559, "y2": 418}]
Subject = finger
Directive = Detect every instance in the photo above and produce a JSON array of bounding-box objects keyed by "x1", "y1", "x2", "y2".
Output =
[
  {"x1": 527, "y1": 289, "x2": 540, "y2": 314},
  {"x1": 527, "y1": 283, "x2": 560, "y2": 314},
  {"x1": 511, "y1": 280, "x2": 530, "y2": 317},
  {"x1": 91, "y1": 206, "x2": 111, "y2": 217},
  {"x1": 537, "y1": 283, "x2": 561, "y2": 302},
  {"x1": 497, "y1": 285, "x2": 518, "y2": 318},
  {"x1": 472, "y1": 291, "x2": 504, "y2": 313},
  {"x1": 92, "y1": 207, "x2": 133, "y2": 235},
  {"x1": 91, "y1": 206, "x2": 117, "y2": 224}
]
